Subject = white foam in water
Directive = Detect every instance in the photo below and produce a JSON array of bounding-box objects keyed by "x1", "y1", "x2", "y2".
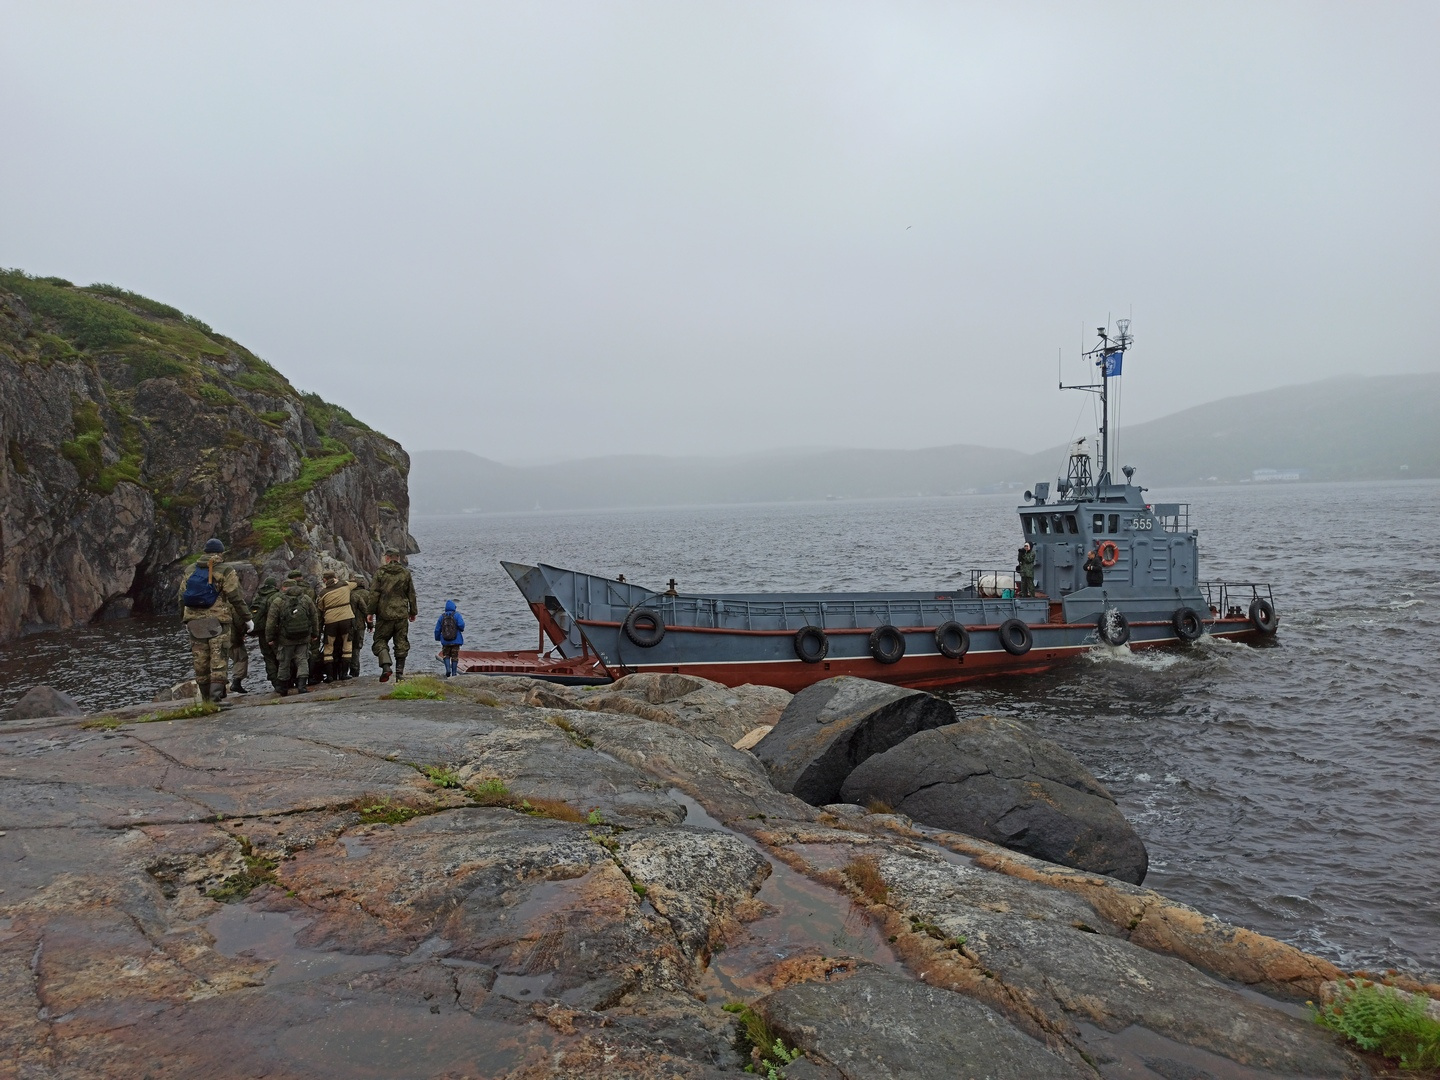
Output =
[
  {"x1": 1083, "y1": 642, "x2": 1187, "y2": 670},
  {"x1": 1390, "y1": 597, "x2": 1425, "y2": 610}
]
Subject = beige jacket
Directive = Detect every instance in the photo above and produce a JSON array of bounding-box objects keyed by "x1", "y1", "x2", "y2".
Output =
[{"x1": 318, "y1": 581, "x2": 355, "y2": 625}]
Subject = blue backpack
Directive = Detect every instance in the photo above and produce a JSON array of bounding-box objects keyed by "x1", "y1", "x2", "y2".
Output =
[{"x1": 182, "y1": 563, "x2": 219, "y2": 609}]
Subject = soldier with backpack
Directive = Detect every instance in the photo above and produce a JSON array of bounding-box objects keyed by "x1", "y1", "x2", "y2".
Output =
[
  {"x1": 433, "y1": 600, "x2": 465, "y2": 677},
  {"x1": 249, "y1": 576, "x2": 282, "y2": 691},
  {"x1": 177, "y1": 538, "x2": 250, "y2": 703},
  {"x1": 371, "y1": 547, "x2": 417, "y2": 682},
  {"x1": 265, "y1": 570, "x2": 320, "y2": 694}
]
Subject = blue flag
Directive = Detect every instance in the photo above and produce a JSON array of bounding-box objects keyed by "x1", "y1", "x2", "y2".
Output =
[{"x1": 1101, "y1": 349, "x2": 1124, "y2": 377}]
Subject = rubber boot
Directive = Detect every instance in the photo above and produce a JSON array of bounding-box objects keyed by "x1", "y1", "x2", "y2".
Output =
[
  {"x1": 199, "y1": 681, "x2": 213, "y2": 703},
  {"x1": 395, "y1": 659, "x2": 406, "y2": 683},
  {"x1": 210, "y1": 682, "x2": 227, "y2": 703},
  {"x1": 297, "y1": 677, "x2": 311, "y2": 694},
  {"x1": 337, "y1": 663, "x2": 350, "y2": 682},
  {"x1": 231, "y1": 677, "x2": 247, "y2": 695},
  {"x1": 379, "y1": 667, "x2": 391, "y2": 683}
]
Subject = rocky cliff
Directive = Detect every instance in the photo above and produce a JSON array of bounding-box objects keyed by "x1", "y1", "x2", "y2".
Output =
[{"x1": 0, "y1": 270, "x2": 413, "y2": 642}]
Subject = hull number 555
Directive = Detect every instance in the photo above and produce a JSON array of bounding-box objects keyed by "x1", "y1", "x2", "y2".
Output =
[{"x1": 1129, "y1": 517, "x2": 1153, "y2": 531}]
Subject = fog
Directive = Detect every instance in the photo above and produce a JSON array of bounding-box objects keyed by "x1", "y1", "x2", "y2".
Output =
[{"x1": 3, "y1": 2, "x2": 1436, "y2": 460}]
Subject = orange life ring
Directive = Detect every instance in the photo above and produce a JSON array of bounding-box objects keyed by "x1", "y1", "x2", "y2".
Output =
[{"x1": 1098, "y1": 540, "x2": 1120, "y2": 567}]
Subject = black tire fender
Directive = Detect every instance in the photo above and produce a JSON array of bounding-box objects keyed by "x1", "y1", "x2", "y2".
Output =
[
  {"x1": 1097, "y1": 608, "x2": 1131, "y2": 646},
  {"x1": 1249, "y1": 597, "x2": 1278, "y2": 635},
  {"x1": 934, "y1": 621, "x2": 969, "y2": 660},
  {"x1": 997, "y1": 618, "x2": 1032, "y2": 656},
  {"x1": 1173, "y1": 607, "x2": 1204, "y2": 642},
  {"x1": 794, "y1": 625, "x2": 829, "y2": 663},
  {"x1": 622, "y1": 607, "x2": 666, "y2": 648},
  {"x1": 868, "y1": 625, "x2": 906, "y2": 664}
]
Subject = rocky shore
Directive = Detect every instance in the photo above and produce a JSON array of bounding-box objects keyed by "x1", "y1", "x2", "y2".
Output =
[{"x1": 2, "y1": 672, "x2": 1431, "y2": 1078}]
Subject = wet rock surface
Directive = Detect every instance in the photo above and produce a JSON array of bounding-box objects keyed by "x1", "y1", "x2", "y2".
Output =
[
  {"x1": 753, "y1": 676, "x2": 956, "y2": 806},
  {"x1": 0, "y1": 674, "x2": 1383, "y2": 1078},
  {"x1": 840, "y1": 716, "x2": 1150, "y2": 883}
]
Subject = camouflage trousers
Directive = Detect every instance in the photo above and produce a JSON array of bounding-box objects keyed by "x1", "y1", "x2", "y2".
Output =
[
  {"x1": 371, "y1": 618, "x2": 410, "y2": 670},
  {"x1": 259, "y1": 638, "x2": 280, "y2": 687},
  {"x1": 229, "y1": 621, "x2": 249, "y2": 681},
  {"x1": 276, "y1": 641, "x2": 311, "y2": 685},
  {"x1": 349, "y1": 623, "x2": 366, "y2": 677},
  {"x1": 1019, "y1": 573, "x2": 1035, "y2": 598},
  {"x1": 323, "y1": 619, "x2": 353, "y2": 661},
  {"x1": 190, "y1": 627, "x2": 229, "y2": 696}
]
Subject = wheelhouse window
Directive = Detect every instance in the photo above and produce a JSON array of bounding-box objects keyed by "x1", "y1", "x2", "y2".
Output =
[
  {"x1": 1108, "y1": 514, "x2": 1120, "y2": 533},
  {"x1": 1039, "y1": 516, "x2": 1051, "y2": 534},
  {"x1": 1052, "y1": 514, "x2": 1065, "y2": 534},
  {"x1": 1093, "y1": 513, "x2": 1104, "y2": 533},
  {"x1": 1066, "y1": 515, "x2": 1078, "y2": 534},
  {"x1": 1024, "y1": 516, "x2": 1034, "y2": 535}
]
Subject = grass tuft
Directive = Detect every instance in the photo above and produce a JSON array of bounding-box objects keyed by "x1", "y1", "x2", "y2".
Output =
[
  {"x1": 546, "y1": 712, "x2": 594, "y2": 748},
  {"x1": 521, "y1": 796, "x2": 587, "y2": 823},
  {"x1": 384, "y1": 675, "x2": 447, "y2": 701},
  {"x1": 208, "y1": 836, "x2": 279, "y2": 903},
  {"x1": 81, "y1": 716, "x2": 123, "y2": 730},
  {"x1": 134, "y1": 702, "x2": 221, "y2": 724},
  {"x1": 419, "y1": 764, "x2": 462, "y2": 788},
  {"x1": 468, "y1": 777, "x2": 512, "y2": 806},
  {"x1": 356, "y1": 796, "x2": 425, "y2": 825},
  {"x1": 722, "y1": 1002, "x2": 804, "y2": 1078},
  {"x1": 1315, "y1": 979, "x2": 1440, "y2": 1069},
  {"x1": 843, "y1": 855, "x2": 888, "y2": 904},
  {"x1": 864, "y1": 797, "x2": 895, "y2": 815}
]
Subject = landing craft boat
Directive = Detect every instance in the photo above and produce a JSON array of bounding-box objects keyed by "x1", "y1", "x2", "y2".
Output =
[{"x1": 457, "y1": 321, "x2": 1279, "y2": 690}]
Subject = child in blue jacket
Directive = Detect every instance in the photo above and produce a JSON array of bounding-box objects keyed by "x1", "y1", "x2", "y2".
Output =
[{"x1": 433, "y1": 600, "x2": 465, "y2": 677}]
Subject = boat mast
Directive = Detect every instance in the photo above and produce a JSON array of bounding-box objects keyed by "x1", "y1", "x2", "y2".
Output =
[{"x1": 1060, "y1": 319, "x2": 1132, "y2": 489}]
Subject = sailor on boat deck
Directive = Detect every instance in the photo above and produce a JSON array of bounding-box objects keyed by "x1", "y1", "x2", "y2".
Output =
[{"x1": 1083, "y1": 549, "x2": 1104, "y2": 588}]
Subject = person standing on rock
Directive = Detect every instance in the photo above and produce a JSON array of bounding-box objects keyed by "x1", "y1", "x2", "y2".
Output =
[
  {"x1": 433, "y1": 600, "x2": 465, "y2": 677},
  {"x1": 1016, "y1": 542, "x2": 1037, "y2": 598},
  {"x1": 371, "y1": 547, "x2": 417, "y2": 682},
  {"x1": 348, "y1": 573, "x2": 373, "y2": 679},
  {"x1": 249, "y1": 576, "x2": 282, "y2": 692},
  {"x1": 177, "y1": 538, "x2": 250, "y2": 703},
  {"x1": 317, "y1": 570, "x2": 355, "y2": 683},
  {"x1": 266, "y1": 570, "x2": 319, "y2": 694}
]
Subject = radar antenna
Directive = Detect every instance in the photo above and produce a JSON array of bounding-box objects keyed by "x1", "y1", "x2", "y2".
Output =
[{"x1": 1059, "y1": 319, "x2": 1132, "y2": 490}]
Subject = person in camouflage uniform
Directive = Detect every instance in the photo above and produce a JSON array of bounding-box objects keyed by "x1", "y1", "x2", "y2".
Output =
[
  {"x1": 266, "y1": 570, "x2": 319, "y2": 694},
  {"x1": 371, "y1": 547, "x2": 417, "y2": 682},
  {"x1": 177, "y1": 538, "x2": 249, "y2": 703},
  {"x1": 348, "y1": 573, "x2": 373, "y2": 679},
  {"x1": 249, "y1": 576, "x2": 282, "y2": 691}
]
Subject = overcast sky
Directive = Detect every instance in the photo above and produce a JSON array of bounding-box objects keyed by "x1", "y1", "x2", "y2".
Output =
[{"x1": 2, "y1": 2, "x2": 1436, "y2": 461}]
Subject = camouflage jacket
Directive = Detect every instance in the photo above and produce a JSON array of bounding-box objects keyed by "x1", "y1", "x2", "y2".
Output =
[
  {"x1": 178, "y1": 558, "x2": 247, "y2": 625},
  {"x1": 250, "y1": 583, "x2": 280, "y2": 626},
  {"x1": 372, "y1": 562, "x2": 417, "y2": 621},
  {"x1": 350, "y1": 586, "x2": 374, "y2": 622}
]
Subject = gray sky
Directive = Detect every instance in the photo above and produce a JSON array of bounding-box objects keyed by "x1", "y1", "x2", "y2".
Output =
[{"x1": 3, "y1": 2, "x2": 1436, "y2": 460}]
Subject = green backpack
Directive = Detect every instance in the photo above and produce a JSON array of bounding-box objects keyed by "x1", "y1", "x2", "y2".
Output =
[{"x1": 279, "y1": 592, "x2": 312, "y2": 644}]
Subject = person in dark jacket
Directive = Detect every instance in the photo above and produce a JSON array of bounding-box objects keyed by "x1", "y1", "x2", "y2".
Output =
[
  {"x1": 1016, "y1": 542, "x2": 1037, "y2": 597},
  {"x1": 1083, "y1": 549, "x2": 1105, "y2": 588},
  {"x1": 433, "y1": 600, "x2": 465, "y2": 677}
]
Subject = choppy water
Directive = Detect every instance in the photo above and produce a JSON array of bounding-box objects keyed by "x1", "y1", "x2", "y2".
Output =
[{"x1": 2, "y1": 480, "x2": 1437, "y2": 977}]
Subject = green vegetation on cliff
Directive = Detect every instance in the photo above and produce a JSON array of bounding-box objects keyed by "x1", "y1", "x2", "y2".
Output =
[{"x1": 0, "y1": 268, "x2": 399, "y2": 558}]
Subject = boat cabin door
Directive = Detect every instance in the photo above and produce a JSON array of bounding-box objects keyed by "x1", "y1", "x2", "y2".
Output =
[{"x1": 1049, "y1": 541, "x2": 1076, "y2": 595}]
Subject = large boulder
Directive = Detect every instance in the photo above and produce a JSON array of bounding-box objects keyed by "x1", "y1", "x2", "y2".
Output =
[
  {"x1": 751, "y1": 677, "x2": 955, "y2": 806},
  {"x1": 840, "y1": 716, "x2": 1148, "y2": 883},
  {"x1": 4, "y1": 685, "x2": 84, "y2": 722}
]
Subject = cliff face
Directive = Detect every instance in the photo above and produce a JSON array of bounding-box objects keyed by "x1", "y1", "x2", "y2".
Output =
[{"x1": 0, "y1": 271, "x2": 414, "y2": 642}]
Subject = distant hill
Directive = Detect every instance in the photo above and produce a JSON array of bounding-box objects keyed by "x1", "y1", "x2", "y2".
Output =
[{"x1": 411, "y1": 374, "x2": 1440, "y2": 514}]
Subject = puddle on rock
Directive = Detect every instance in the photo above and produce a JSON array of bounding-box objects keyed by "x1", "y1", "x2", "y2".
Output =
[
  {"x1": 207, "y1": 904, "x2": 392, "y2": 986},
  {"x1": 667, "y1": 788, "x2": 902, "y2": 1000},
  {"x1": 492, "y1": 972, "x2": 554, "y2": 1001}
]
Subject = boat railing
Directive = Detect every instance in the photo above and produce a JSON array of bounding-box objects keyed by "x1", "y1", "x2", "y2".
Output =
[
  {"x1": 968, "y1": 569, "x2": 1019, "y2": 597},
  {"x1": 1199, "y1": 580, "x2": 1274, "y2": 617},
  {"x1": 1151, "y1": 503, "x2": 1191, "y2": 532},
  {"x1": 604, "y1": 589, "x2": 1029, "y2": 632}
]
